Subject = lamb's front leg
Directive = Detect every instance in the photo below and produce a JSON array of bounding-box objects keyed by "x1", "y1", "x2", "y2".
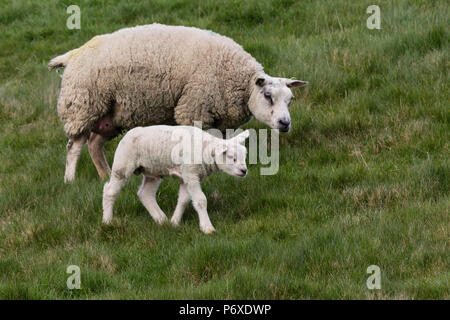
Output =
[
  {"x1": 137, "y1": 176, "x2": 168, "y2": 225},
  {"x1": 186, "y1": 181, "x2": 215, "y2": 234},
  {"x1": 102, "y1": 175, "x2": 127, "y2": 224},
  {"x1": 171, "y1": 183, "x2": 190, "y2": 227}
]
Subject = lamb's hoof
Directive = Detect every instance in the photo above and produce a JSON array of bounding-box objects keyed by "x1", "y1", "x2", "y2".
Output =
[
  {"x1": 64, "y1": 175, "x2": 75, "y2": 184},
  {"x1": 201, "y1": 225, "x2": 216, "y2": 234},
  {"x1": 170, "y1": 218, "x2": 180, "y2": 227},
  {"x1": 155, "y1": 215, "x2": 168, "y2": 225},
  {"x1": 102, "y1": 217, "x2": 112, "y2": 224}
]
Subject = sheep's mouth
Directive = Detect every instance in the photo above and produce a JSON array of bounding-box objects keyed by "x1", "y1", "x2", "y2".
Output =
[{"x1": 278, "y1": 126, "x2": 290, "y2": 133}]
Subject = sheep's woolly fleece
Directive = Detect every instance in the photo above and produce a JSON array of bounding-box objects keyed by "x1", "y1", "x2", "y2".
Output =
[{"x1": 49, "y1": 23, "x2": 264, "y2": 137}]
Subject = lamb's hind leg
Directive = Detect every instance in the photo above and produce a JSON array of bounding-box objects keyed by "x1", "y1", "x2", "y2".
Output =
[
  {"x1": 64, "y1": 135, "x2": 88, "y2": 183},
  {"x1": 88, "y1": 132, "x2": 111, "y2": 180},
  {"x1": 137, "y1": 176, "x2": 168, "y2": 225},
  {"x1": 170, "y1": 183, "x2": 190, "y2": 227}
]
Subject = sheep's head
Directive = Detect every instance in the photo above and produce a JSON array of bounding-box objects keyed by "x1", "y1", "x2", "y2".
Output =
[
  {"x1": 213, "y1": 130, "x2": 249, "y2": 178},
  {"x1": 248, "y1": 75, "x2": 308, "y2": 132}
]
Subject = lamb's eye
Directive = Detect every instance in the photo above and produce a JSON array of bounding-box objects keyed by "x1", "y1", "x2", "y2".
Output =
[{"x1": 264, "y1": 92, "x2": 273, "y2": 104}]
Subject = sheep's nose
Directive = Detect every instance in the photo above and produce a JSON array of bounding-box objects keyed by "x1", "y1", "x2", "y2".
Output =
[
  {"x1": 278, "y1": 118, "x2": 291, "y2": 131},
  {"x1": 241, "y1": 169, "x2": 247, "y2": 175}
]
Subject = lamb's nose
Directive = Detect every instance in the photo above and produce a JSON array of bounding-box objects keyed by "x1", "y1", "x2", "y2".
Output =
[{"x1": 241, "y1": 169, "x2": 247, "y2": 175}]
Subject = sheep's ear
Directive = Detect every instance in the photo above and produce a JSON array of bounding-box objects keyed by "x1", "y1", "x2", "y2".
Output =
[
  {"x1": 233, "y1": 130, "x2": 250, "y2": 145},
  {"x1": 255, "y1": 77, "x2": 266, "y2": 87},
  {"x1": 286, "y1": 79, "x2": 308, "y2": 88},
  {"x1": 212, "y1": 144, "x2": 227, "y2": 157}
]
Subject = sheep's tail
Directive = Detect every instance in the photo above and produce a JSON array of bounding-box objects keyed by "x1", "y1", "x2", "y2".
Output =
[
  {"x1": 48, "y1": 48, "x2": 81, "y2": 70},
  {"x1": 48, "y1": 36, "x2": 102, "y2": 71}
]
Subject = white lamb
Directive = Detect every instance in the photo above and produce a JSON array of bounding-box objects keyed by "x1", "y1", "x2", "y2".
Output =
[{"x1": 102, "y1": 125, "x2": 250, "y2": 234}]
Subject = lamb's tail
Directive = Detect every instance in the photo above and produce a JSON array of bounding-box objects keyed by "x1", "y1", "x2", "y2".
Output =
[{"x1": 48, "y1": 48, "x2": 79, "y2": 70}]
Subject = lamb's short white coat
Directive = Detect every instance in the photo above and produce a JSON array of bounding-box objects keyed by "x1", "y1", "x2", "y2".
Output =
[{"x1": 102, "y1": 125, "x2": 249, "y2": 234}]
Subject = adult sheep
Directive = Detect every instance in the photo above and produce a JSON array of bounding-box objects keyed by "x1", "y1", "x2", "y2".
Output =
[{"x1": 49, "y1": 24, "x2": 308, "y2": 182}]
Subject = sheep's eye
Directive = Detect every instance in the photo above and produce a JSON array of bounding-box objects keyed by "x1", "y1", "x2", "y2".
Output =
[
  {"x1": 234, "y1": 158, "x2": 237, "y2": 163},
  {"x1": 264, "y1": 92, "x2": 273, "y2": 104}
]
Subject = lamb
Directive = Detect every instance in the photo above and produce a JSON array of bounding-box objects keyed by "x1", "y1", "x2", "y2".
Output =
[
  {"x1": 48, "y1": 23, "x2": 308, "y2": 183},
  {"x1": 102, "y1": 125, "x2": 250, "y2": 234}
]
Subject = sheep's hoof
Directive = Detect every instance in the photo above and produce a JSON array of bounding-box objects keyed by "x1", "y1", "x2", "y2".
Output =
[
  {"x1": 201, "y1": 225, "x2": 216, "y2": 234},
  {"x1": 98, "y1": 170, "x2": 111, "y2": 181}
]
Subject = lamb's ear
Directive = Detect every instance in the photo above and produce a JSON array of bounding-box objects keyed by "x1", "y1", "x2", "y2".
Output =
[
  {"x1": 212, "y1": 144, "x2": 227, "y2": 157},
  {"x1": 255, "y1": 77, "x2": 266, "y2": 87},
  {"x1": 233, "y1": 130, "x2": 250, "y2": 145},
  {"x1": 286, "y1": 79, "x2": 309, "y2": 88}
]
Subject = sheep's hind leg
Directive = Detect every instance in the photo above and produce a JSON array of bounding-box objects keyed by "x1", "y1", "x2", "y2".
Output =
[
  {"x1": 170, "y1": 183, "x2": 190, "y2": 227},
  {"x1": 64, "y1": 135, "x2": 88, "y2": 183},
  {"x1": 88, "y1": 132, "x2": 111, "y2": 180},
  {"x1": 137, "y1": 176, "x2": 168, "y2": 225}
]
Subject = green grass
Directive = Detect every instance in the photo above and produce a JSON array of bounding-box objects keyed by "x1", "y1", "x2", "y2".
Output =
[{"x1": 0, "y1": 0, "x2": 448, "y2": 299}]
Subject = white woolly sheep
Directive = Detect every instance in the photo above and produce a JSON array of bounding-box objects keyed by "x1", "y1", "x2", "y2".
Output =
[
  {"x1": 102, "y1": 125, "x2": 250, "y2": 234},
  {"x1": 49, "y1": 23, "x2": 308, "y2": 182}
]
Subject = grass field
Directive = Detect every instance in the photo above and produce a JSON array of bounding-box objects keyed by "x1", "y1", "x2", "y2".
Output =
[{"x1": 0, "y1": 0, "x2": 448, "y2": 299}]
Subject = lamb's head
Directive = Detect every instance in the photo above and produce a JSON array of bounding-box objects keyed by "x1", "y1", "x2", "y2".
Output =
[
  {"x1": 248, "y1": 75, "x2": 308, "y2": 132},
  {"x1": 213, "y1": 130, "x2": 249, "y2": 178}
]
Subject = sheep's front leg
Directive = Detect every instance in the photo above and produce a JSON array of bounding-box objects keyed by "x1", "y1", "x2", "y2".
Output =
[
  {"x1": 64, "y1": 135, "x2": 88, "y2": 183},
  {"x1": 88, "y1": 132, "x2": 111, "y2": 180},
  {"x1": 137, "y1": 176, "x2": 168, "y2": 225},
  {"x1": 186, "y1": 181, "x2": 215, "y2": 234},
  {"x1": 102, "y1": 175, "x2": 127, "y2": 224},
  {"x1": 170, "y1": 183, "x2": 190, "y2": 227}
]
